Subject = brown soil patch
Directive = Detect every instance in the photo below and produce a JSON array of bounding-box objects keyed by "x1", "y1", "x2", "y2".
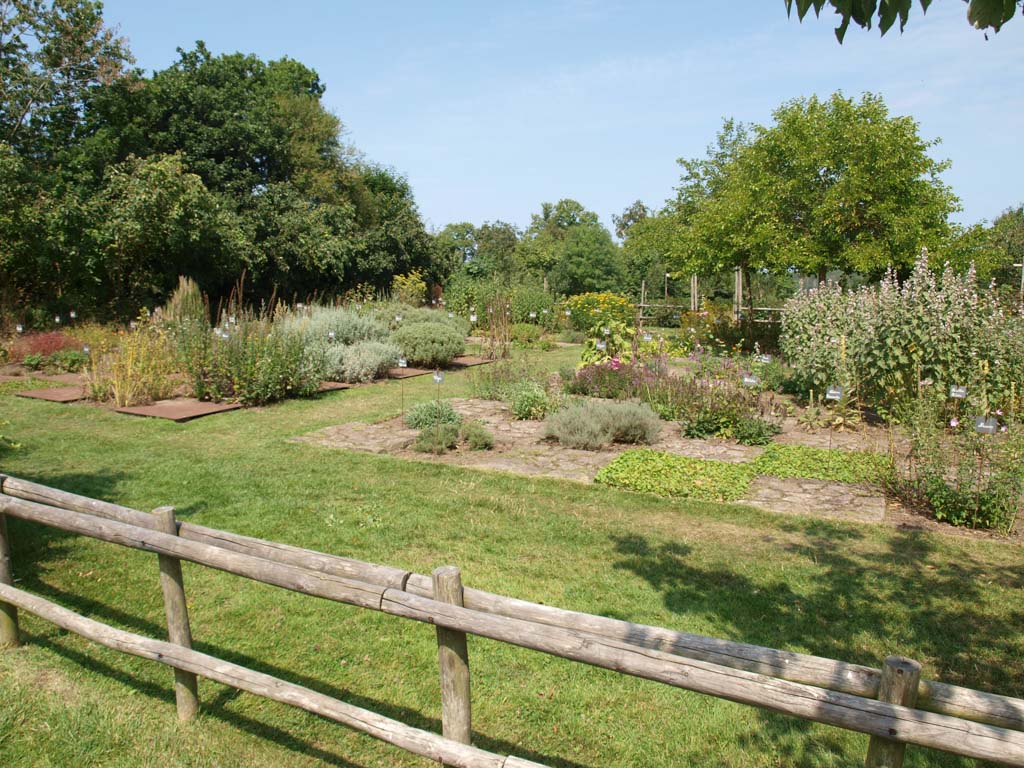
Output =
[{"x1": 295, "y1": 398, "x2": 904, "y2": 528}]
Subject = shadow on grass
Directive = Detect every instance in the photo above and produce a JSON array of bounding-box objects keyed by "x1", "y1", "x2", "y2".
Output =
[
  {"x1": 609, "y1": 521, "x2": 1023, "y2": 766},
  {"x1": 12, "y1": 581, "x2": 586, "y2": 768},
  {"x1": 19, "y1": 630, "x2": 371, "y2": 768}
]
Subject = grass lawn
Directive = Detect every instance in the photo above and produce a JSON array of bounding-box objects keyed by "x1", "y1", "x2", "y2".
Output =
[{"x1": 0, "y1": 347, "x2": 1021, "y2": 767}]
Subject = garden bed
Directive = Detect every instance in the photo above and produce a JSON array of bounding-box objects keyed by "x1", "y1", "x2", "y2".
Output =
[{"x1": 296, "y1": 397, "x2": 897, "y2": 525}]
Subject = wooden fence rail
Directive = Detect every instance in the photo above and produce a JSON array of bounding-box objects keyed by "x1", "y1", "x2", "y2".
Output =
[
  {"x1": 5, "y1": 474, "x2": 1020, "y2": 732},
  {"x1": 1, "y1": 475, "x2": 1023, "y2": 766}
]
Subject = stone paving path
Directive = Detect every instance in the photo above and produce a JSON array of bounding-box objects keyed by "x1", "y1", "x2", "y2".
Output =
[{"x1": 296, "y1": 398, "x2": 892, "y2": 525}]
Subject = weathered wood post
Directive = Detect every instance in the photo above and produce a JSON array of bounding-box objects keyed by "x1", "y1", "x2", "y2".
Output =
[
  {"x1": 433, "y1": 566, "x2": 471, "y2": 759},
  {"x1": 864, "y1": 656, "x2": 922, "y2": 768},
  {"x1": 0, "y1": 507, "x2": 19, "y2": 648},
  {"x1": 690, "y1": 274, "x2": 699, "y2": 312},
  {"x1": 153, "y1": 506, "x2": 199, "y2": 720}
]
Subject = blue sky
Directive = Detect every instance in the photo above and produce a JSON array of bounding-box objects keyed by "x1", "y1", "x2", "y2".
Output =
[{"x1": 100, "y1": 1, "x2": 1023, "y2": 234}]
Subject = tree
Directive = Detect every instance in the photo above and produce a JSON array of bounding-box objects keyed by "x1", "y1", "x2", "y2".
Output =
[
  {"x1": 668, "y1": 93, "x2": 957, "y2": 286},
  {"x1": 0, "y1": 0, "x2": 131, "y2": 156},
  {"x1": 430, "y1": 222, "x2": 476, "y2": 285},
  {"x1": 785, "y1": 0, "x2": 1020, "y2": 42},
  {"x1": 612, "y1": 200, "x2": 649, "y2": 240},
  {"x1": 86, "y1": 153, "x2": 244, "y2": 313},
  {"x1": 466, "y1": 220, "x2": 519, "y2": 279},
  {"x1": 517, "y1": 199, "x2": 601, "y2": 276},
  {"x1": 548, "y1": 225, "x2": 623, "y2": 296}
]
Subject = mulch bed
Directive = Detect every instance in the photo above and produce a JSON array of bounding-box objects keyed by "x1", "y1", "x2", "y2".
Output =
[
  {"x1": 114, "y1": 398, "x2": 243, "y2": 423},
  {"x1": 15, "y1": 386, "x2": 87, "y2": 403}
]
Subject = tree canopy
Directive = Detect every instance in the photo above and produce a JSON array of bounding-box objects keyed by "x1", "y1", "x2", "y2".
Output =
[
  {"x1": 629, "y1": 93, "x2": 959, "y2": 285},
  {"x1": 1, "y1": 1, "x2": 433, "y2": 317},
  {"x1": 785, "y1": 0, "x2": 1020, "y2": 42}
]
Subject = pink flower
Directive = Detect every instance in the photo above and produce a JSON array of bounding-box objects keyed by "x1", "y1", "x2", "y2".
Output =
[{"x1": 949, "y1": 418, "x2": 959, "y2": 428}]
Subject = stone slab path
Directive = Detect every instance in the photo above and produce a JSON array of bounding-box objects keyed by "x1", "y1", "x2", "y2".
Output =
[
  {"x1": 296, "y1": 398, "x2": 891, "y2": 525},
  {"x1": 739, "y1": 476, "x2": 886, "y2": 523}
]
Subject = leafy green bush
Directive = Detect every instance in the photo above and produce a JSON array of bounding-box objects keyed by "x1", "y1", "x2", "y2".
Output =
[
  {"x1": 676, "y1": 378, "x2": 761, "y2": 440},
  {"x1": 752, "y1": 444, "x2": 891, "y2": 484},
  {"x1": 460, "y1": 420, "x2": 495, "y2": 450},
  {"x1": 563, "y1": 292, "x2": 634, "y2": 332},
  {"x1": 391, "y1": 321, "x2": 465, "y2": 367},
  {"x1": 545, "y1": 400, "x2": 661, "y2": 450},
  {"x1": 469, "y1": 357, "x2": 549, "y2": 402},
  {"x1": 889, "y1": 388, "x2": 1023, "y2": 531},
  {"x1": 405, "y1": 399, "x2": 462, "y2": 429},
  {"x1": 732, "y1": 417, "x2": 782, "y2": 446},
  {"x1": 47, "y1": 349, "x2": 89, "y2": 373},
  {"x1": 375, "y1": 301, "x2": 470, "y2": 334},
  {"x1": 510, "y1": 323, "x2": 543, "y2": 345},
  {"x1": 596, "y1": 450, "x2": 755, "y2": 502},
  {"x1": 340, "y1": 340, "x2": 400, "y2": 383},
  {"x1": 22, "y1": 353, "x2": 44, "y2": 370},
  {"x1": 510, "y1": 382, "x2": 550, "y2": 420},
  {"x1": 412, "y1": 422, "x2": 460, "y2": 454},
  {"x1": 181, "y1": 311, "x2": 323, "y2": 406},
  {"x1": 391, "y1": 269, "x2": 427, "y2": 306},
  {"x1": 780, "y1": 251, "x2": 1024, "y2": 417}
]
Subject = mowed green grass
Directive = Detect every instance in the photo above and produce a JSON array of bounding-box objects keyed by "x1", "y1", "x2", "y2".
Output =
[{"x1": 0, "y1": 348, "x2": 1021, "y2": 767}]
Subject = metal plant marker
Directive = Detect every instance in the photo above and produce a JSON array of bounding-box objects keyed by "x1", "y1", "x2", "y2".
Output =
[
  {"x1": 974, "y1": 416, "x2": 998, "y2": 435},
  {"x1": 756, "y1": 354, "x2": 772, "y2": 364},
  {"x1": 602, "y1": 327, "x2": 611, "y2": 336},
  {"x1": 950, "y1": 385, "x2": 967, "y2": 399},
  {"x1": 398, "y1": 358, "x2": 408, "y2": 414},
  {"x1": 826, "y1": 386, "x2": 843, "y2": 401},
  {"x1": 470, "y1": 314, "x2": 477, "y2": 323},
  {"x1": 742, "y1": 375, "x2": 760, "y2": 388},
  {"x1": 643, "y1": 333, "x2": 653, "y2": 342},
  {"x1": 596, "y1": 341, "x2": 607, "y2": 351}
]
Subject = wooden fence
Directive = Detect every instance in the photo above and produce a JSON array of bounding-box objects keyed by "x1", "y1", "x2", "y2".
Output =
[{"x1": 1, "y1": 473, "x2": 1023, "y2": 767}]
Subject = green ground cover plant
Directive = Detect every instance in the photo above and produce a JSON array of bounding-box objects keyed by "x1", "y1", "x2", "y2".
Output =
[
  {"x1": 596, "y1": 450, "x2": 755, "y2": 501},
  {"x1": 752, "y1": 444, "x2": 893, "y2": 484},
  {"x1": 0, "y1": 345, "x2": 1021, "y2": 768}
]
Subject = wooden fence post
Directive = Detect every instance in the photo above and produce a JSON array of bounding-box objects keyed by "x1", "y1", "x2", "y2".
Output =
[
  {"x1": 153, "y1": 506, "x2": 199, "y2": 720},
  {"x1": 433, "y1": 566, "x2": 471, "y2": 758},
  {"x1": 864, "y1": 656, "x2": 922, "y2": 768},
  {"x1": 0, "y1": 511, "x2": 19, "y2": 648}
]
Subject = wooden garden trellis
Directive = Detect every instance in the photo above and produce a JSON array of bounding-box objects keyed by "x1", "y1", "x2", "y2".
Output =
[{"x1": 1, "y1": 474, "x2": 1024, "y2": 767}]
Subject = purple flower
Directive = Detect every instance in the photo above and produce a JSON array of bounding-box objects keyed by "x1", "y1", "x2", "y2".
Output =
[{"x1": 949, "y1": 418, "x2": 959, "y2": 428}]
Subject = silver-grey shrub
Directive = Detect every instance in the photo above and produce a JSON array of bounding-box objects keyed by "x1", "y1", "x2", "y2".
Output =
[
  {"x1": 281, "y1": 306, "x2": 389, "y2": 346},
  {"x1": 545, "y1": 400, "x2": 662, "y2": 450},
  {"x1": 341, "y1": 340, "x2": 401, "y2": 383}
]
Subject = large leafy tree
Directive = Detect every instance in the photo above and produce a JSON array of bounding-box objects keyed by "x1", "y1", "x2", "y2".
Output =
[
  {"x1": 548, "y1": 225, "x2": 623, "y2": 296},
  {"x1": 785, "y1": 0, "x2": 1020, "y2": 42},
  {"x1": 430, "y1": 222, "x2": 476, "y2": 285},
  {"x1": 466, "y1": 220, "x2": 519, "y2": 279},
  {"x1": 515, "y1": 199, "x2": 623, "y2": 293},
  {"x1": 1, "y1": 17, "x2": 437, "y2": 314},
  {"x1": 86, "y1": 153, "x2": 244, "y2": 314},
  {"x1": 655, "y1": 93, "x2": 957, "y2": 286}
]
